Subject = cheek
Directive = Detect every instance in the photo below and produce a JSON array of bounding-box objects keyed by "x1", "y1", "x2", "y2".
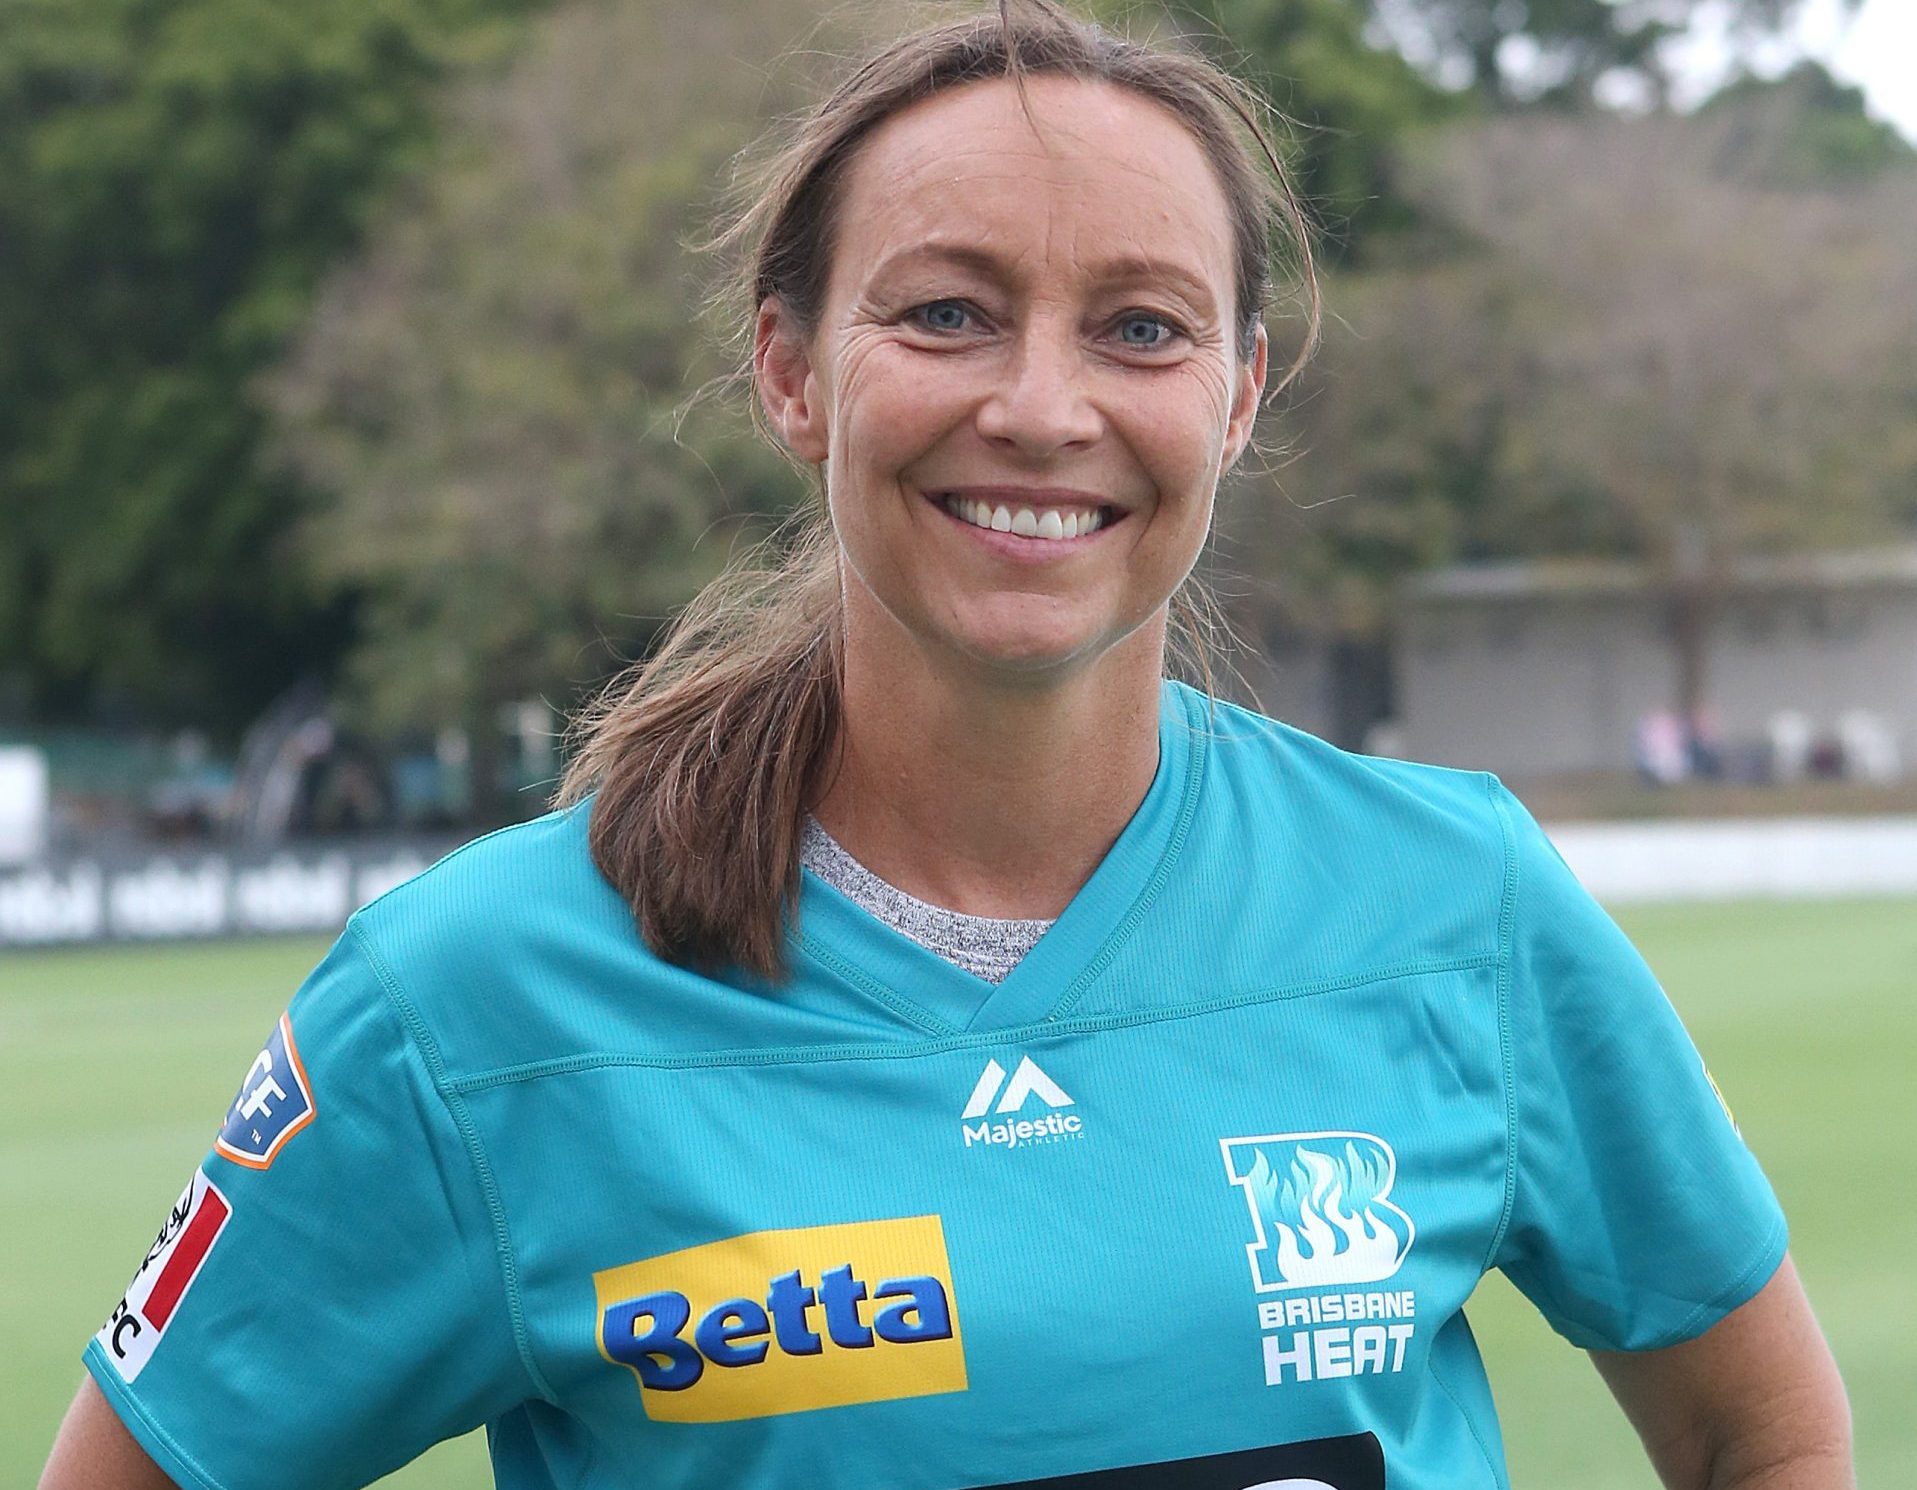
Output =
[
  {"x1": 827, "y1": 338, "x2": 946, "y2": 477},
  {"x1": 1130, "y1": 366, "x2": 1234, "y2": 495}
]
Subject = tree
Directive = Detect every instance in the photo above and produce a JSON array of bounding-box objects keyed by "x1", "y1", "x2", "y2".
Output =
[
  {"x1": 1360, "y1": 0, "x2": 1862, "y2": 112},
  {"x1": 1157, "y1": 0, "x2": 1458, "y2": 260},
  {"x1": 266, "y1": 0, "x2": 851, "y2": 818},
  {"x1": 1237, "y1": 103, "x2": 1917, "y2": 718},
  {"x1": 1703, "y1": 59, "x2": 1914, "y2": 183},
  {"x1": 0, "y1": 0, "x2": 534, "y2": 731}
]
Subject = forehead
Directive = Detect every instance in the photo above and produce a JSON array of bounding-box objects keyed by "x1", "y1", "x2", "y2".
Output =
[{"x1": 827, "y1": 74, "x2": 1236, "y2": 305}]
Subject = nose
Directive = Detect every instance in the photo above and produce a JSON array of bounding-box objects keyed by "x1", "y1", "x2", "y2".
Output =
[{"x1": 973, "y1": 312, "x2": 1103, "y2": 456}]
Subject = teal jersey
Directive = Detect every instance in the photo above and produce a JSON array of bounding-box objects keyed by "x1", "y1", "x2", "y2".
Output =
[{"x1": 85, "y1": 681, "x2": 1786, "y2": 1490}]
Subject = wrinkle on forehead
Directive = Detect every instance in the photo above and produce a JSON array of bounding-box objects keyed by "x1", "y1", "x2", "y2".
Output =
[{"x1": 828, "y1": 76, "x2": 1235, "y2": 317}]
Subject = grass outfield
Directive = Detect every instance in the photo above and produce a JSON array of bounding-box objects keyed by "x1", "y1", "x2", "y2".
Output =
[{"x1": 5, "y1": 900, "x2": 1911, "y2": 1486}]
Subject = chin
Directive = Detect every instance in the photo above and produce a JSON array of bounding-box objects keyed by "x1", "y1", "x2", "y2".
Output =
[{"x1": 942, "y1": 620, "x2": 1112, "y2": 678}]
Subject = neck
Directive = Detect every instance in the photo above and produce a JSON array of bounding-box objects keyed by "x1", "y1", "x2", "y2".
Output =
[{"x1": 812, "y1": 582, "x2": 1167, "y2": 920}]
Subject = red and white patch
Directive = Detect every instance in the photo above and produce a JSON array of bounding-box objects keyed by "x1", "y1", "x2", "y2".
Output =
[{"x1": 96, "y1": 1168, "x2": 230, "y2": 1382}]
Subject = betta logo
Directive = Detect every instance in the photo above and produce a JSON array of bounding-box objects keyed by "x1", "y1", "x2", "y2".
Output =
[
  {"x1": 1221, "y1": 1133, "x2": 1414, "y2": 1292},
  {"x1": 594, "y1": 1215, "x2": 966, "y2": 1422}
]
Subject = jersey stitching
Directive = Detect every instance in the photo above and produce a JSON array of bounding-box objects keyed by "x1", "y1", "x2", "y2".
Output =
[
  {"x1": 83, "y1": 1341, "x2": 233, "y2": 1490},
  {"x1": 1482, "y1": 774, "x2": 1522, "y2": 1275},
  {"x1": 1046, "y1": 684, "x2": 1211, "y2": 1023},
  {"x1": 1427, "y1": 1338, "x2": 1509, "y2": 1489},
  {"x1": 348, "y1": 921, "x2": 559, "y2": 1404},
  {"x1": 1644, "y1": 1212, "x2": 1790, "y2": 1350},
  {"x1": 443, "y1": 951, "x2": 1500, "y2": 1092},
  {"x1": 350, "y1": 804, "x2": 582, "y2": 920},
  {"x1": 792, "y1": 931, "x2": 958, "y2": 1037}
]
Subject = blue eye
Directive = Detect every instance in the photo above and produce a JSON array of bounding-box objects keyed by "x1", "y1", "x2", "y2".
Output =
[
  {"x1": 1117, "y1": 313, "x2": 1179, "y2": 348},
  {"x1": 913, "y1": 300, "x2": 972, "y2": 333}
]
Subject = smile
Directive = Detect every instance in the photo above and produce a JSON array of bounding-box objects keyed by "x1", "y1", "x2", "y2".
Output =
[{"x1": 936, "y1": 494, "x2": 1113, "y2": 542}]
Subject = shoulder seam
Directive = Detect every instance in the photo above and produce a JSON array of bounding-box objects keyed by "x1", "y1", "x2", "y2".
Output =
[
  {"x1": 346, "y1": 920, "x2": 558, "y2": 1404},
  {"x1": 352, "y1": 804, "x2": 583, "y2": 920},
  {"x1": 1048, "y1": 680, "x2": 1211, "y2": 1022},
  {"x1": 1483, "y1": 773, "x2": 1522, "y2": 1274}
]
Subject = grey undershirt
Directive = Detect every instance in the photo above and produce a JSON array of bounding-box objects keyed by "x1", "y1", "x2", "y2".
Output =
[{"x1": 800, "y1": 816, "x2": 1054, "y2": 984}]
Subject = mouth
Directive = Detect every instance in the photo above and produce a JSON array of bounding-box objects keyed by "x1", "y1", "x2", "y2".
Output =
[{"x1": 929, "y1": 491, "x2": 1121, "y2": 543}]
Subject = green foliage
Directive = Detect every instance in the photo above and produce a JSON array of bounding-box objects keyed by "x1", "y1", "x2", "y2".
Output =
[
  {"x1": 0, "y1": 0, "x2": 534, "y2": 731},
  {"x1": 1358, "y1": 0, "x2": 1859, "y2": 111},
  {"x1": 1161, "y1": 0, "x2": 1457, "y2": 259},
  {"x1": 1704, "y1": 60, "x2": 1915, "y2": 184},
  {"x1": 266, "y1": 0, "x2": 841, "y2": 758},
  {"x1": 1237, "y1": 104, "x2": 1917, "y2": 671}
]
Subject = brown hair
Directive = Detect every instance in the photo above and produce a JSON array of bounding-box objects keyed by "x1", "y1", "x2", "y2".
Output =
[{"x1": 556, "y1": 0, "x2": 1322, "y2": 979}]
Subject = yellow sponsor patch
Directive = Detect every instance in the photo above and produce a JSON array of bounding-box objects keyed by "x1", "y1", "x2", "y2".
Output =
[{"x1": 594, "y1": 1214, "x2": 967, "y2": 1423}]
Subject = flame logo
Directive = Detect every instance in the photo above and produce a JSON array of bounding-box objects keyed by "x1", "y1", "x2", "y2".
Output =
[{"x1": 1221, "y1": 1132, "x2": 1415, "y2": 1292}]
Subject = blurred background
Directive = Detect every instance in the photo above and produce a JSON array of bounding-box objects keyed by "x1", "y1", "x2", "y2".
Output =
[{"x1": 3, "y1": 0, "x2": 1912, "y2": 1483}]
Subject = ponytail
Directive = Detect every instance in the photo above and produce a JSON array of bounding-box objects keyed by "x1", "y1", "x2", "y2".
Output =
[{"x1": 554, "y1": 517, "x2": 841, "y2": 979}]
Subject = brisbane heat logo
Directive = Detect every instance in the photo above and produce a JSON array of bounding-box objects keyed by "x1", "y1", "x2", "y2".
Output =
[
  {"x1": 1221, "y1": 1133, "x2": 1414, "y2": 1292},
  {"x1": 1220, "y1": 1132, "x2": 1418, "y2": 1387},
  {"x1": 594, "y1": 1215, "x2": 966, "y2": 1422}
]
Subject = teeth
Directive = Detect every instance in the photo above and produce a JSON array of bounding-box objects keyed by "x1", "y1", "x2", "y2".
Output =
[{"x1": 941, "y1": 495, "x2": 1108, "y2": 542}]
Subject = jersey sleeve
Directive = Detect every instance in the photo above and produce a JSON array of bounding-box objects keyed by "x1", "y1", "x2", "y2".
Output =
[
  {"x1": 82, "y1": 921, "x2": 534, "y2": 1490},
  {"x1": 1488, "y1": 781, "x2": 1788, "y2": 1352}
]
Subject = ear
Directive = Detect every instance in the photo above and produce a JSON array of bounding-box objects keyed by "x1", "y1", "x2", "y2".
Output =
[
  {"x1": 755, "y1": 296, "x2": 829, "y2": 464},
  {"x1": 1221, "y1": 321, "x2": 1268, "y2": 474}
]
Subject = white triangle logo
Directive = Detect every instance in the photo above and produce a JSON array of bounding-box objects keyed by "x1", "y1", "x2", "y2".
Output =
[{"x1": 962, "y1": 1056, "x2": 1074, "y2": 1119}]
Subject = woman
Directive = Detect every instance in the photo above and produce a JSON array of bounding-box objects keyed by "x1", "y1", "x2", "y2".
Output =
[{"x1": 44, "y1": 3, "x2": 1851, "y2": 1488}]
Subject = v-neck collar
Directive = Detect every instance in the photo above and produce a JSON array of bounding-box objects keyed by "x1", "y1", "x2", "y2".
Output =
[{"x1": 791, "y1": 680, "x2": 1208, "y2": 1036}]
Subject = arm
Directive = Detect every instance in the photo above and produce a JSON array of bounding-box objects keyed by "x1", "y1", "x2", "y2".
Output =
[
  {"x1": 1591, "y1": 1254, "x2": 1852, "y2": 1490},
  {"x1": 39, "y1": 1376, "x2": 176, "y2": 1490}
]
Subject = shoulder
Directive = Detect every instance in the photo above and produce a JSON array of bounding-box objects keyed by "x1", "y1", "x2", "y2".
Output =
[
  {"x1": 1177, "y1": 682, "x2": 1506, "y2": 848},
  {"x1": 350, "y1": 799, "x2": 624, "y2": 949},
  {"x1": 338, "y1": 799, "x2": 655, "y2": 1075},
  {"x1": 1162, "y1": 683, "x2": 1518, "y2": 967}
]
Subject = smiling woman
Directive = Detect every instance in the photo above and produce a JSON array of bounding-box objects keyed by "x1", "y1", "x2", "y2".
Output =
[
  {"x1": 42, "y1": 4, "x2": 1849, "y2": 1490},
  {"x1": 561, "y1": 4, "x2": 1319, "y2": 968}
]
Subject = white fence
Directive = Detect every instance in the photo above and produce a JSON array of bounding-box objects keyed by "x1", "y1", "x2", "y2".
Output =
[
  {"x1": 3, "y1": 820, "x2": 1913, "y2": 950},
  {"x1": 0, "y1": 839, "x2": 461, "y2": 949},
  {"x1": 1549, "y1": 817, "x2": 1917, "y2": 903}
]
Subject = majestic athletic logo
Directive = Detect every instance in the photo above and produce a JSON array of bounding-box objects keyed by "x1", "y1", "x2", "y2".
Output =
[
  {"x1": 1221, "y1": 1133, "x2": 1414, "y2": 1291},
  {"x1": 1221, "y1": 1133, "x2": 1418, "y2": 1387},
  {"x1": 214, "y1": 1012, "x2": 314, "y2": 1169},
  {"x1": 594, "y1": 1215, "x2": 966, "y2": 1422},
  {"x1": 961, "y1": 1055, "x2": 1083, "y2": 1150},
  {"x1": 97, "y1": 1169, "x2": 231, "y2": 1383}
]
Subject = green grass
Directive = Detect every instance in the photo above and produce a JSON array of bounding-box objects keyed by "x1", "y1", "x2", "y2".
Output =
[{"x1": 5, "y1": 901, "x2": 1911, "y2": 1486}]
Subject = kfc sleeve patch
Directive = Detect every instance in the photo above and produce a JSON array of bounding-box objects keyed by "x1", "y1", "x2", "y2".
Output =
[
  {"x1": 96, "y1": 1169, "x2": 231, "y2": 1383},
  {"x1": 214, "y1": 1011, "x2": 315, "y2": 1169}
]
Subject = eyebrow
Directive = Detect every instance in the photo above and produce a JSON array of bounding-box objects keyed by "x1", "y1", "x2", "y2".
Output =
[{"x1": 869, "y1": 242, "x2": 1219, "y2": 313}]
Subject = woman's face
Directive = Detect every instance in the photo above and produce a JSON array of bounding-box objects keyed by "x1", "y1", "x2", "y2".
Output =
[{"x1": 759, "y1": 74, "x2": 1267, "y2": 680}]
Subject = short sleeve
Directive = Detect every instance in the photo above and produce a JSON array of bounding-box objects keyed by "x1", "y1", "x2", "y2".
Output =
[
  {"x1": 1488, "y1": 781, "x2": 1788, "y2": 1352},
  {"x1": 83, "y1": 923, "x2": 534, "y2": 1490}
]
